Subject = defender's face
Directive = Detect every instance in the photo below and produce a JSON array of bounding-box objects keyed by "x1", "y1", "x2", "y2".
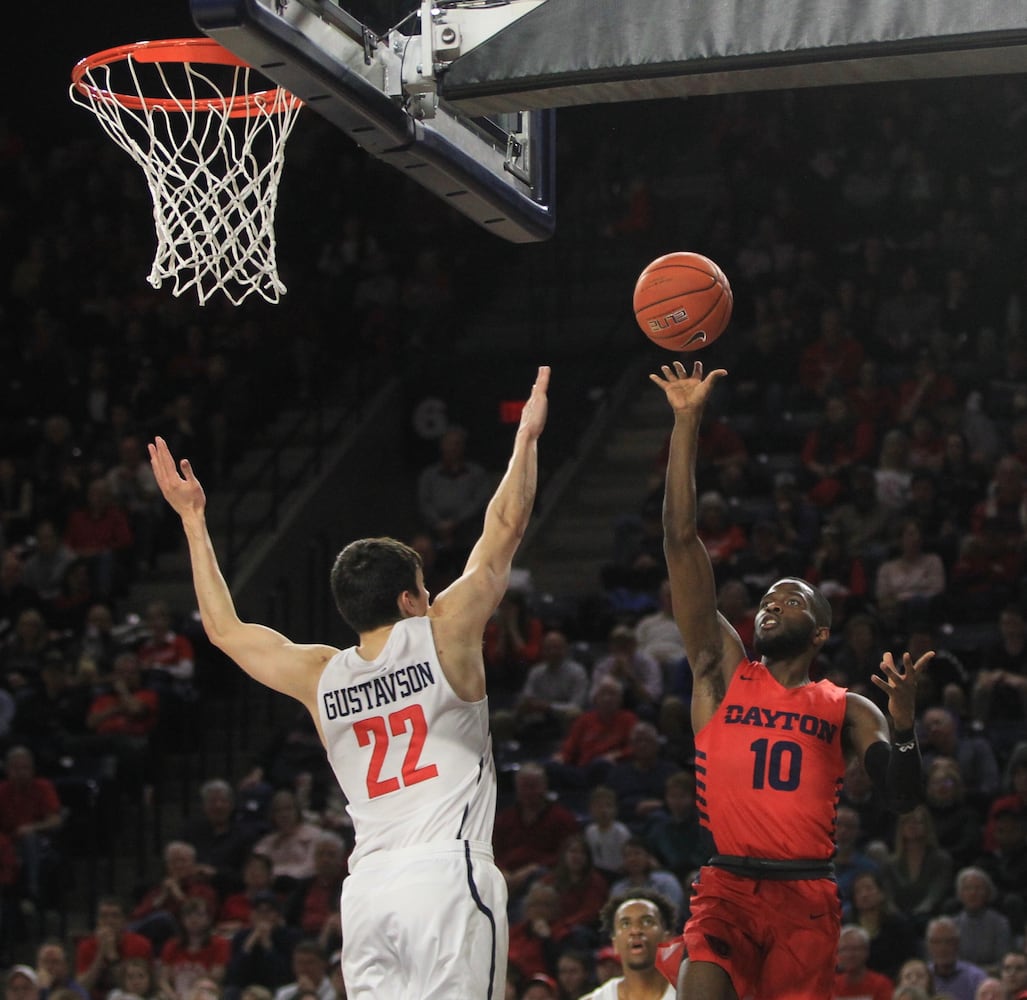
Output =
[{"x1": 612, "y1": 900, "x2": 667, "y2": 971}]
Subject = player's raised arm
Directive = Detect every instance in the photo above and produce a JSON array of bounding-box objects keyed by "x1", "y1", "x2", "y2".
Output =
[
  {"x1": 650, "y1": 361, "x2": 742, "y2": 727},
  {"x1": 148, "y1": 436, "x2": 334, "y2": 708},
  {"x1": 846, "y1": 649, "x2": 934, "y2": 813},
  {"x1": 430, "y1": 367, "x2": 549, "y2": 689}
]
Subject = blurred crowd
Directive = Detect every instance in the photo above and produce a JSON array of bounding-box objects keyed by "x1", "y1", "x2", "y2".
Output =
[{"x1": 1, "y1": 55, "x2": 1027, "y2": 1000}]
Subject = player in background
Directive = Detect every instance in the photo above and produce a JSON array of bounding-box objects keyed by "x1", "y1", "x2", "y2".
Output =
[
  {"x1": 649, "y1": 360, "x2": 931, "y2": 1000},
  {"x1": 149, "y1": 366, "x2": 550, "y2": 1000},
  {"x1": 581, "y1": 888, "x2": 678, "y2": 1000}
]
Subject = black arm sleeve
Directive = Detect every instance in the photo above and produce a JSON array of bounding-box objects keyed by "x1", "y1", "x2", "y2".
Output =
[{"x1": 863, "y1": 731, "x2": 923, "y2": 814}]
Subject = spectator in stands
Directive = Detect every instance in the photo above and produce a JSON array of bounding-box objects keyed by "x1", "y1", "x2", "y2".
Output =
[
  {"x1": 925, "y1": 915, "x2": 988, "y2": 1000},
  {"x1": 896, "y1": 351, "x2": 959, "y2": 428},
  {"x1": 104, "y1": 434, "x2": 162, "y2": 576},
  {"x1": 768, "y1": 469, "x2": 821, "y2": 560},
  {"x1": 874, "y1": 262, "x2": 940, "y2": 363},
  {"x1": 972, "y1": 804, "x2": 1027, "y2": 933},
  {"x1": 70, "y1": 602, "x2": 123, "y2": 679},
  {"x1": 982, "y1": 742, "x2": 1027, "y2": 852},
  {"x1": 589, "y1": 625, "x2": 662, "y2": 719},
  {"x1": 833, "y1": 924, "x2": 894, "y2": 1000},
  {"x1": 0, "y1": 457, "x2": 35, "y2": 547},
  {"x1": 920, "y1": 707, "x2": 1000, "y2": 809},
  {"x1": 240, "y1": 708, "x2": 334, "y2": 813},
  {"x1": 842, "y1": 870, "x2": 917, "y2": 981},
  {"x1": 633, "y1": 579, "x2": 686, "y2": 673},
  {"x1": 0, "y1": 549, "x2": 41, "y2": 634},
  {"x1": 604, "y1": 722, "x2": 677, "y2": 830},
  {"x1": 732, "y1": 518, "x2": 804, "y2": 606},
  {"x1": 895, "y1": 957, "x2": 934, "y2": 997},
  {"x1": 694, "y1": 491, "x2": 747, "y2": 580},
  {"x1": 582, "y1": 786, "x2": 631, "y2": 882},
  {"x1": 63, "y1": 477, "x2": 134, "y2": 600},
  {"x1": 641, "y1": 770, "x2": 713, "y2": 883},
  {"x1": 75, "y1": 896, "x2": 154, "y2": 1000},
  {"x1": 873, "y1": 517, "x2": 946, "y2": 633},
  {"x1": 800, "y1": 394, "x2": 876, "y2": 508},
  {"x1": 215, "y1": 852, "x2": 274, "y2": 939},
  {"x1": 252, "y1": 790, "x2": 322, "y2": 892},
  {"x1": 156, "y1": 896, "x2": 230, "y2": 1000},
  {"x1": 799, "y1": 304, "x2": 865, "y2": 403},
  {"x1": 879, "y1": 804, "x2": 953, "y2": 931},
  {"x1": 283, "y1": 832, "x2": 347, "y2": 952},
  {"x1": 948, "y1": 520, "x2": 1024, "y2": 625},
  {"x1": 494, "y1": 762, "x2": 579, "y2": 899},
  {"x1": 538, "y1": 834, "x2": 608, "y2": 950},
  {"x1": 416, "y1": 425, "x2": 492, "y2": 561},
  {"x1": 1, "y1": 608, "x2": 57, "y2": 701},
  {"x1": 0, "y1": 745, "x2": 63, "y2": 905},
  {"x1": 223, "y1": 892, "x2": 299, "y2": 1000},
  {"x1": 998, "y1": 951, "x2": 1027, "y2": 1000},
  {"x1": 950, "y1": 867, "x2": 1012, "y2": 975},
  {"x1": 874, "y1": 429, "x2": 914, "y2": 513},
  {"x1": 271, "y1": 941, "x2": 333, "y2": 1000},
  {"x1": 830, "y1": 613, "x2": 886, "y2": 705},
  {"x1": 971, "y1": 607, "x2": 1027, "y2": 759},
  {"x1": 178, "y1": 779, "x2": 260, "y2": 899},
  {"x1": 136, "y1": 600, "x2": 196, "y2": 701},
  {"x1": 547, "y1": 677, "x2": 637, "y2": 791},
  {"x1": 507, "y1": 883, "x2": 561, "y2": 983},
  {"x1": 833, "y1": 805, "x2": 881, "y2": 910},
  {"x1": 503, "y1": 631, "x2": 589, "y2": 750},
  {"x1": 129, "y1": 840, "x2": 220, "y2": 953},
  {"x1": 828, "y1": 465, "x2": 897, "y2": 574},
  {"x1": 11, "y1": 653, "x2": 93, "y2": 776},
  {"x1": 924, "y1": 757, "x2": 982, "y2": 870},
  {"x1": 21, "y1": 520, "x2": 74, "y2": 603},
  {"x1": 85, "y1": 650, "x2": 159, "y2": 795},
  {"x1": 483, "y1": 588, "x2": 543, "y2": 702},
  {"x1": 35, "y1": 939, "x2": 89, "y2": 1000},
  {"x1": 607, "y1": 838, "x2": 684, "y2": 917},
  {"x1": 4, "y1": 967, "x2": 40, "y2": 1000},
  {"x1": 554, "y1": 950, "x2": 593, "y2": 1000}
]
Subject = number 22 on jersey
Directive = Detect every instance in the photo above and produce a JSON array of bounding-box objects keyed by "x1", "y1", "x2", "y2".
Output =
[{"x1": 354, "y1": 704, "x2": 440, "y2": 798}]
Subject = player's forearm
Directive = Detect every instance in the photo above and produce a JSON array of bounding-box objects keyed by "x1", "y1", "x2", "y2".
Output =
[
  {"x1": 484, "y1": 430, "x2": 538, "y2": 545},
  {"x1": 662, "y1": 410, "x2": 702, "y2": 546},
  {"x1": 180, "y1": 514, "x2": 243, "y2": 644},
  {"x1": 865, "y1": 729, "x2": 923, "y2": 813}
]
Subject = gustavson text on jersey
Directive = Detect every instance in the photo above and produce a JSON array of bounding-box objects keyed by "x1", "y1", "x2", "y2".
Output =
[{"x1": 322, "y1": 661, "x2": 436, "y2": 719}]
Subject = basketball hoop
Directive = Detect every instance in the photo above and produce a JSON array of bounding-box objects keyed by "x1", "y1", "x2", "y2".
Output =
[{"x1": 70, "y1": 38, "x2": 303, "y2": 306}]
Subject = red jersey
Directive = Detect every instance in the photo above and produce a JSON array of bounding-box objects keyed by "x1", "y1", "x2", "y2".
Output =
[
  {"x1": 0, "y1": 777, "x2": 61, "y2": 834},
  {"x1": 695, "y1": 659, "x2": 846, "y2": 860}
]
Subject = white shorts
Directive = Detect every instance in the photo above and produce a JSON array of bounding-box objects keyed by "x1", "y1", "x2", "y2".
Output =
[{"x1": 341, "y1": 840, "x2": 508, "y2": 1000}]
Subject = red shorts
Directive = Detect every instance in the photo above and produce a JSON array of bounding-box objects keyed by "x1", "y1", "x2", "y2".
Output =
[{"x1": 656, "y1": 866, "x2": 840, "y2": 1000}]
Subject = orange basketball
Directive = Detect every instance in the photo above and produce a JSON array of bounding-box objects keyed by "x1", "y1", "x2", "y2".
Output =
[{"x1": 633, "y1": 251, "x2": 733, "y2": 351}]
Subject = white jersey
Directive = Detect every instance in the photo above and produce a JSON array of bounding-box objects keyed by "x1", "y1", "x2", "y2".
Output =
[
  {"x1": 580, "y1": 977, "x2": 675, "y2": 999},
  {"x1": 317, "y1": 615, "x2": 497, "y2": 870}
]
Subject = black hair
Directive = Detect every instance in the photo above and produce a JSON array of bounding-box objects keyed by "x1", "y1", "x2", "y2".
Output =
[
  {"x1": 599, "y1": 886, "x2": 678, "y2": 938},
  {"x1": 330, "y1": 537, "x2": 422, "y2": 633}
]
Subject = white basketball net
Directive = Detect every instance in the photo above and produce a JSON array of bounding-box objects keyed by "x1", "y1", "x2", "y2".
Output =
[{"x1": 70, "y1": 46, "x2": 302, "y2": 306}]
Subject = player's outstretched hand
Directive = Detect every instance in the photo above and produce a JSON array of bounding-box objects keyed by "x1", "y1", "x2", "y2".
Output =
[
  {"x1": 148, "y1": 435, "x2": 207, "y2": 519},
  {"x1": 871, "y1": 650, "x2": 933, "y2": 730},
  {"x1": 519, "y1": 365, "x2": 550, "y2": 440},
  {"x1": 649, "y1": 360, "x2": 727, "y2": 414}
]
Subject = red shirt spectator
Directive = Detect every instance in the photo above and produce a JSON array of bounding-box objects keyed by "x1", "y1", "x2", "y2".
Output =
[
  {"x1": 75, "y1": 896, "x2": 154, "y2": 1000},
  {"x1": 0, "y1": 745, "x2": 62, "y2": 837},
  {"x1": 86, "y1": 652, "x2": 159, "y2": 738},
  {"x1": 63, "y1": 478, "x2": 133, "y2": 559},
  {"x1": 553, "y1": 679, "x2": 638, "y2": 768},
  {"x1": 494, "y1": 763, "x2": 579, "y2": 898}
]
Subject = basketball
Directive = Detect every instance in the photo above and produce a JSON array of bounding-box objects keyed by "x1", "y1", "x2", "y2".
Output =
[{"x1": 632, "y1": 251, "x2": 733, "y2": 351}]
